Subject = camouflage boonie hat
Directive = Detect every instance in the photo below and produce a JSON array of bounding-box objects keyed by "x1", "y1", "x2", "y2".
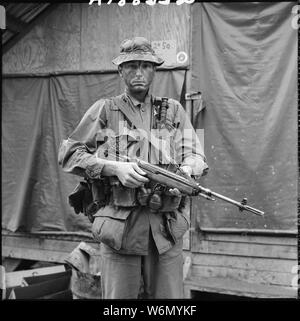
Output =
[{"x1": 112, "y1": 37, "x2": 164, "y2": 66}]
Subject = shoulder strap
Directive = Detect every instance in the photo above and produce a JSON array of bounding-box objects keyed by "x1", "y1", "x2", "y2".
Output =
[
  {"x1": 111, "y1": 94, "x2": 142, "y2": 131},
  {"x1": 106, "y1": 94, "x2": 176, "y2": 165}
]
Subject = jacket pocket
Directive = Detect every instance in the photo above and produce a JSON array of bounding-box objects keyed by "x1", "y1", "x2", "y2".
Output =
[{"x1": 91, "y1": 206, "x2": 132, "y2": 250}]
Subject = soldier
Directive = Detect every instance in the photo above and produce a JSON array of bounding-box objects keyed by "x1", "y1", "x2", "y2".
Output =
[{"x1": 58, "y1": 37, "x2": 208, "y2": 299}]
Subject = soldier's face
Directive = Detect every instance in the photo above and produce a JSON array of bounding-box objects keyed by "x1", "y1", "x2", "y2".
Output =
[{"x1": 119, "y1": 61, "x2": 155, "y2": 94}]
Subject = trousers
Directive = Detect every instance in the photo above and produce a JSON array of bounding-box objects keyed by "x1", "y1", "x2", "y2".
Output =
[{"x1": 100, "y1": 229, "x2": 184, "y2": 299}]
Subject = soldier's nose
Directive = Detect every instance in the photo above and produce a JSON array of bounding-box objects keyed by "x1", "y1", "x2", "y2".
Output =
[{"x1": 135, "y1": 68, "x2": 143, "y2": 76}]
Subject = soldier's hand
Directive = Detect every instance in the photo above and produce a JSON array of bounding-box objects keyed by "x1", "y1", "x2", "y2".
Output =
[
  {"x1": 180, "y1": 165, "x2": 193, "y2": 177},
  {"x1": 115, "y1": 162, "x2": 149, "y2": 188},
  {"x1": 167, "y1": 188, "x2": 181, "y2": 196}
]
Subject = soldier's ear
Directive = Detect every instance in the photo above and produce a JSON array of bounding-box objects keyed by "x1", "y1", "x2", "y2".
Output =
[{"x1": 118, "y1": 65, "x2": 123, "y2": 78}]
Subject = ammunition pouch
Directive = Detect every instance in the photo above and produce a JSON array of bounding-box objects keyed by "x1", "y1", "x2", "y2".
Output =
[
  {"x1": 106, "y1": 179, "x2": 184, "y2": 213},
  {"x1": 160, "y1": 190, "x2": 183, "y2": 212},
  {"x1": 69, "y1": 161, "x2": 187, "y2": 226},
  {"x1": 109, "y1": 176, "x2": 138, "y2": 208},
  {"x1": 135, "y1": 163, "x2": 188, "y2": 213},
  {"x1": 136, "y1": 184, "x2": 184, "y2": 213}
]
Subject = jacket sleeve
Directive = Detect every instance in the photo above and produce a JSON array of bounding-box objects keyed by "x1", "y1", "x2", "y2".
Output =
[
  {"x1": 58, "y1": 99, "x2": 108, "y2": 180},
  {"x1": 172, "y1": 100, "x2": 209, "y2": 177}
]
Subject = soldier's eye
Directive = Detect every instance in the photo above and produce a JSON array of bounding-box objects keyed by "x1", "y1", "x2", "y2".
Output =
[
  {"x1": 142, "y1": 62, "x2": 154, "y2": 69},
  {"x1": 127, "y1": 63, "x2": 138, "y2": 69}
]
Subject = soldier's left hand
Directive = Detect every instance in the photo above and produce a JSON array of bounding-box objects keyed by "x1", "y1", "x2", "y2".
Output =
[
  {"x1": 180, "y1": 165, "x2": 193, "y2": 177},
  {"x1": 167, "y1": 188, "x2": 181, "y2": 196}
]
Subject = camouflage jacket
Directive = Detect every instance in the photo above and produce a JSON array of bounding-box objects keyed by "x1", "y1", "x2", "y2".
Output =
[{"x1": 58, "y1": 93, "x2": 208, "y2": 255}]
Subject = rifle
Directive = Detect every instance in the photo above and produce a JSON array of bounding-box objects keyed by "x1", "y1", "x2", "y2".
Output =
[{"x1": 135, "y1": 159, "x2": 264, "y2": 216}]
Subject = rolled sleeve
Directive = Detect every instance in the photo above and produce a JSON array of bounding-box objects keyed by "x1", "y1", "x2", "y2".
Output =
[
  {"x1": 172, "y1": 100, "x2": 209, "y2": 177},
  {"x1": 58, "y1": 99, "x2": 107, "y2": 180}
]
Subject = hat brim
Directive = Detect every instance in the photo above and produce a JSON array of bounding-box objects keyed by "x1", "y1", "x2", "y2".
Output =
[{"x1": 112, "y1": 52, "x2": 164, "y2": 66}]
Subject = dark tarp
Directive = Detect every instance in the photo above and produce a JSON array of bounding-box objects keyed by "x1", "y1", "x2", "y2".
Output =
[
  {"x1": 2, "y1": 70, "x2": 186, "y2": 233},
  {"x1": 191, "y1": 2, "x2": 297, "y2": 233}
]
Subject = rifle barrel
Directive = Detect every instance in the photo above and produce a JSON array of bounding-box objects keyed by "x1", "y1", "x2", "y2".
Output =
[{"x1": 198, "y1": 186, "x2": 264, "y2": 216}]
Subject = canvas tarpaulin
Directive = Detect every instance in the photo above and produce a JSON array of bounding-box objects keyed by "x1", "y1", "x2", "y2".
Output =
[
  {"x1": 191, "y1": 2, "x2": 297, "y2": 233},
  {"x1": 2, "y1": 70, "x2": 186, "y2": 233}
]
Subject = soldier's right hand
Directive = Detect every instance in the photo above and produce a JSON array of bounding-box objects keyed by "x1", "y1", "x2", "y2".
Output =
[{"x1": 115, "y1": 162, "x2": 149, "y2": 188}]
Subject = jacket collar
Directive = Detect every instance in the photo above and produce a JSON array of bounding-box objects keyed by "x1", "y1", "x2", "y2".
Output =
[{"x1": 125, "y1": 91, "x2": 152, "y2": 108}]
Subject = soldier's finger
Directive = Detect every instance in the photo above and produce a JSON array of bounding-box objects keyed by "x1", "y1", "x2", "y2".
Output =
[
  {"x1": 168, "y1": 188, "x2": 181, "y2": 196},
  {"x1": 132, "y1": 163, "x2": 148, "y2": 176},
  {"x1": 130, "y1": 170, "x2": 149, "y2": 183},
  {"x1": 126, "y1": 176, "x2": 145, "y2": 187}
]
